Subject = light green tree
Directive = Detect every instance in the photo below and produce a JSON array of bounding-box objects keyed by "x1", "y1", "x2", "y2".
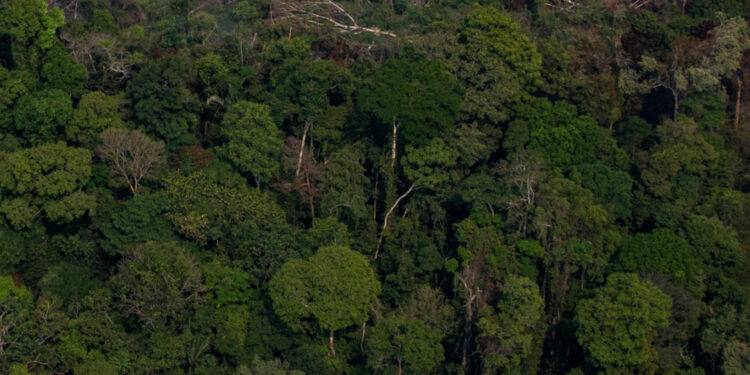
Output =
[
  {"x1": 575, "y1": 273, "x2": 672, "y2": 373},
  {"x1": 0, "y1": 0, "x2": 64, "y2": 50},
  {"x1": 0, "y1": 142, "x2": 94, "y2": 228},
  {"x1": 218, "y1": 101, "x2": 283, "y2": 188},
  {"x1": 67, "y1": 92, "x2": 126, "y2": 147},
  {"x1": 269, "y1": 245, "x2": 380, "y2": 356},
  {"x1": 477, "y1": 276, "x2": 546, "y2": 375}
]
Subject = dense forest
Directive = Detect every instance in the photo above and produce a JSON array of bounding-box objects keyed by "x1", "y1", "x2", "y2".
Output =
[{"x1": 1, "y1": 0, "x2": 750, "y2": 374}]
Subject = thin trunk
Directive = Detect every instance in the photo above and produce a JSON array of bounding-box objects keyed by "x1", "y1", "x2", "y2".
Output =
[
  {"x1": 360, "y1": 321, "x2": 367, "y2": 356},
  {"x1": 457, "y1": 273, "x2": 476, "y2": 373},
  {"x1": 239, "y1": 34, "x2": 244, "y2": 65},
  {"x1": 255, "y1": 176, "x2": 261, "y2": 190},
  {"x1": 305, "y1": 167, "x2": 315, "y2": 218},
  {"x1": 736, "y1": 76, "x2": 742, "y2": 129},
  {"x1": 390, "y1": 121, "x2": 399, "y2": 167},
  {"x1": 329, "y1": 330, "x2": 336, "y2": 356},
  {"x1": 672, "y1": 90, "x2": 679, "y2": 120},
  {"x1": 397, "y1": 360, "x2": 402, "y2": 375},
  {"x1": 375, "y1": 183, "x2": 416, "y2": 259},
  {"x1": 296, "y1": 122, "x2": 311, "y2": 176}
]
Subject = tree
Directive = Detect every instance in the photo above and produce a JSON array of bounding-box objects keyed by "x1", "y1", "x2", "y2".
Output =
[
  {"x1": 620, "y1": 16, "x2": 750, "y2": 120},
  {"x1": 0, "y1": 142, "x2": 94, "y2": 229},
  {"x1": 375, "y1": 138, "x2": 459, "y2": 258},
  {"x1": 126, "y1": 54, "x2": 198, "y2": 148},
  {"x1": 506, "y1": 98, "x2": 626, "y2": 170},
  {"x1": 96, "y1": 193, "x2": 175, "y2": 255},
  {"x1": 366, "y1": 314, "x2": 444, "y2": 375},
  {"x1": 13, "y1": 89, "x2": 73, "y2": 145},
  {"x1": 614, "y1": 228, "x2": 704, "y2": 293},
  {"x1": 0, "y1": 0, "x2": 64, "y2": 50},
  {"x1": 269, "y1": 245, "x2": 380, "y2": 355},
  {"x1": 723, "y1": 341, "x2": 750, "y2": 375},
  {"x1": 416, "y1": 6, "x2": 541, "y2": 126},
  {"x1": 41, "y1": 46, "x2": 88, "y2": 96},
  {"x1": 477, "y1": 276, "x2": 546, "y2": 375},
  {"x1": 218, "y1": 101, "x2": 283, "y2": 188},
  {"x1": 163, "y1": 171, "x2": 294, "y2": 280},
  {"x1": 575, "y1": 273, "x2": 672, "y2": 372},
  {"x1": 97, "y1": 128, "x2": 165, "y2": 194},
  {"x1": 446, "y1": 216, "x2": 511, "y2": 371},
  {"x1": 67, "y1": 92, "x2": 126, "y2": 147},
  {"x1": 111, "y1": 242, "x2": 206, "y2": 328},
  {"x1": 359, "y1": 58, "x2": 462, "y2": 162}
]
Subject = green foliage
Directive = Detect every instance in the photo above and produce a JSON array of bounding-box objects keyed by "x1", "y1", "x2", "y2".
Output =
[
  {"x1": 13, "y1": 89, "x2": 72, "y2": 144},
  {"x1": 126, "y1": 54, "x2": 197, "y2": 147},
  {"x1": 402, "y1": 138, "x2": 459, "y2": 190},
  {"x1": 449, "y1": 6, "x2": 542, "y2": 124},
  {"x1": 41, "y1": 46, "x2": 87, "y2": 96},
  {"x1": 0, "y1": 142, "x2": 94, "y2": 228},
  {"x1": 218, "y1": 101, "x2": 283, "y2": 184},
  {"x1": 0, "y1": 0, "x2": 64, "y2": 49},
  {"x1": 571, "y1": 163, "x2": 633, "y2": 220},
  {"x1": 163, "y1": 171, "x2": 295, "y2": 279},
  {"x1": 614, "y1": 229, "x2": 703, "y2": 291},
  {"x1": 111, "y1": 241, "x2": 205, "y2": 328},
  {"x1": 510, "y1": 98, "x2": 626, "y2": 170},
  {"x1": 367, "y1": 314, "x2": 444, "y2": 374},
  {"x1": 359, "y1": 58, "x2": 462, "y2": 145},
  {"x1": 575, "y1": 273, "x2": 672, "y2": 372},
  {"x1": 1, "y1": 1, "x2": 749, "y2": 373},
  {"x1": 478, "y1": 276, "x2": 546, "y2": 374},
  {"x1": 67, "y1": 92, "x2": 126, "y2": 146},
  {"x1": 269, "y1": 245, "x2": 380, "y2": 333},
  {"x1": 96, "y1": 193, "x2": 175, "y2": 255}
]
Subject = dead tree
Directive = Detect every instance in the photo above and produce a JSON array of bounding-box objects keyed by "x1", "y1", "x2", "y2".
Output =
[
  {"x1": 272, "y1": 0, "x2": 397, "y2": 38},
  {"x1": 97, "y1": 128, "x2": 165, "y2": 194}
]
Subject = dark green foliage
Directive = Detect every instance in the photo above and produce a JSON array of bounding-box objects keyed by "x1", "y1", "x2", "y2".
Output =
[
  {"x1": 359, "y1": 58, "x2": 462, "y2": 145},
  {"x1": 614, "y1": 229, "x2": 704, "y2": 291},
  {"x1": 41, "y1": 46, "x2": 87, "y2": 96},
  {"x1": 96, "y1": 193, "x2": 175, "y2": 255},
  {"x1": 111, "y1": 242, "x2": 205, "y2": 328},
  {"x1": 126, "y1": 54, "x2": 197, "y2": 148},
  {"x1": 509, "y1": 98, "x2": 626, "y2": 170},
  {"x1": 571, "y1": 163, "x2": 633, "y2": 220},
  {"x1": 13, "y1": 89, "x2": 72, "y2": 144}
]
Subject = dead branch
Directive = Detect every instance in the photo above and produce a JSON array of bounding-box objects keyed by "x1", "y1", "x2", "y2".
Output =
[{"x1": 272, "y1": 0, "x2": 397, "y2": 38}]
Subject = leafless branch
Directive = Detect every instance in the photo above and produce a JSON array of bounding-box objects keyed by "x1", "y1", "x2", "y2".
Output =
[{"x1": 272, "y1": 0, "x2": 397, "y2": 38}]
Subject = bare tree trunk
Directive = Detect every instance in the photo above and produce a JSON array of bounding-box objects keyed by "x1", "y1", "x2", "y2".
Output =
[
  {"x1": 360, "y1": 321, "x2": 367, "y2": 355},
  {"x1": 305, "y1": 167, "x2": 315, "y2": 218},
  {"x1": 375, "y1": 183, "x2": 416, "y2": 259},
  {"x1": 391, "y1": 121, "x2": 399, "y2": 167},
  {"x1": 457, "y1": 273, "x2": 476, "y2": 373},
  {"x1": 296, "y1": 122, "x2": 311, "y2": 176},
  {"x1": 672, "y1": 89, "x2": 679, "y2": 121},
  {"x1": 736, "y1": 76, "x2": 742, "y2": 129}
]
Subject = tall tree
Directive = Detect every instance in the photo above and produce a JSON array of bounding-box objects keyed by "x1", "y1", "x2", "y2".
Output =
[
  {"x1": 575, "y1": 273, "x2": 672, "y2": 373},
  {"x1": 269, "y1": 245, "x2": 380, "y2": 356},
  {"x1": 218, "y1": 101, "x2": 283, "y2": 188},
  {"x1": 0, "y1": 142, "x2": 94, "y2": 228}
]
